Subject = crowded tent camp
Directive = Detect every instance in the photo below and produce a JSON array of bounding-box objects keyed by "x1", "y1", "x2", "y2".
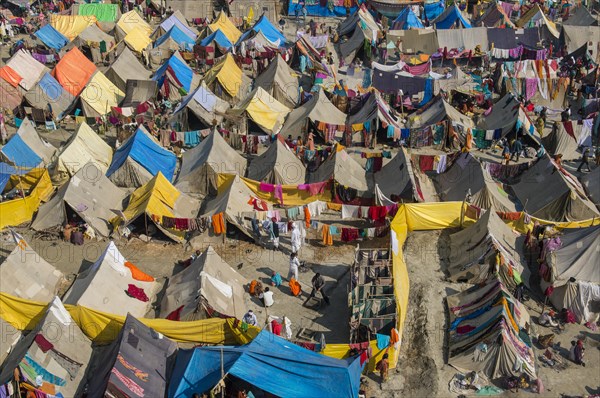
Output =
[{"x1": 0, "y1": 0, "x2": 599, "y2": 396}]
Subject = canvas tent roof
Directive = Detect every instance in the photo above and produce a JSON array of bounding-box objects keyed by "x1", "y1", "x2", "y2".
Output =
[
  {"x1": 515, "y1": 4, "x2": 560, "y2": 38},
  {"x1": 121, "y1": 79, "x2": 158, "y2": 107},
  {"x1": 0, "y1": 297, "x2": 94, "y2": 397},
  {"x1": 176, "y1": 131, "x2": 247, "y2": 196},
  {"x1": 204, "y1": 53, "x2": 251, "y2": 100},
  {"x1": 0, "y1": 134, "x2": 42, "y2": 168},
  {"x1": 562, "y1": 25, "x2": 600, "y2": 55},
  {"x1": 435, "y1": 153, "x2": 516, "y2": 212},
  {"x1": 0, "y1": 162, "x2": 27, "y2": 193},
  {"x1": 154, "y1": 25, "x2": 195, "y2": 51},
  {"x1": 564, "y1": 6, "x2": 598, "y2": 26},
  {"x1": 154, "y1": 9, "x2": 197, "y2": 39},
  {"x1": 53, "y1": 122, "x2": 112, "y2": 177},
  {"x1": 63, "y1": 241, "x2": 159, "y2": 316},
  {"x1": 581, "y1": 166, "x2": 600, "y2": 207},
  {"x1": 169, "y1": 331, "x2": 362, "y2": 398},
  {"x1": 117, "y1": 10, "x2": 152, "y2": 36},
  {"x1": 77, "y1": 3, "x2": 119, "y2": 22},
  {"x1": 477, "y1": 94, "x2": 520, "y2": 137},
  {"x1": 236, "y1": 15, "x2": 286, "y2": 46},
  {"x1": 409, "y1": 96, "x2": 474, "y2": 128},
  {"x1": 11, "y1": 118, "x2": 56, "y2": 165},
  {"x1": 448, "y1": 210, "x2": 526, "y2": 288},
  {"x1": 24, "y1": 72, "x2": 74, "y2": 119},
  {"x1": 153, "y1": 51, "x2": 197, "y2": 93},
  {"x1": 5, "y1": 49, "x2": 47, "y2": 91},
  {"x1": 228, "y1": 87, "x2": 290, "y2": 133},
  {"x1": 374, "y1": 148, "x2": 418, "y2": 201},
  {"x1": 546, "y1": 225, "x2": 600, "y2": 286},
  {"x1": 280, "y1": 88, "x2": 347, "y2": 139},
  {"x1": 172, "y1": 82, "x2": 230, "y2": 127},
  {"x1": 0, "y1": 317, "x2": 20, "y2": 365},
  {"x1": 119, "y1": 172, "x2": 200, "y2": 241},
  {"x1": 52, "y1": 47, "x2": 97, "y2": 96},
  {"x1": 0, "y1": 76, "x2": 23, "y2": 110},
  {"x1": 308, "y1": 146, "x2": 370, "y2": 191},
  {"x1": 73, "y1": 23, "x2": 115, "y2": 47},
  {"x1": 253, "y1": 54, "x2": 299, "y2": 108},
  {"x1": 105, "y1": 47, "x2": 151, "y2": 92},
  {"x1": 0, "y1": 233, "x2": 64, "y2": 302},
  {"x1": 541, "y1": 122, "x2": 580, "y2": 160},
  {"x1": 35, "y1": 24, "x2": 69, "y2": 50},
  {"x1": 80, "y1": 71, "x2": 125, "y2": 116},
  {"x1": 106, "y1": 126, "x2": 177, "y2": 187},
  {"x1": 246, "y1": 139, "x2": 306, "y2": 185},
  {"x1": 392, "y1": 7, "x2": 424, "y2": 29},
  {"x1": 338, "y1": 26, "x2": 368, "y2": 64},
  {"x1": 200, "y1": 174, "x2": 271, "y2": 237},
  {"x1": 432, "y1": 4, "x2": 472, "y2": 28},
  {"x1": 209, "y1": 11, "x2": 242, "y2": 43},
  {"x1": 512, "y1": 156, "x2": 600, "y2": 221},
  {"x1": 50, "y1": 14, "x2": 97, "y2": 41},
  {"x1": 199, "y1": 29, "x2": 233, "y2": 49},
  {"x1": 160, "y1": 245, "x2": 247, "y2": 320},
  {"x1": 124, "y1": 26, "x2": 152, "y2": 52},
  {"x1": 33, "y1": 163, "x2": 125, "y2": 237},
  {"x1": 475, "y1": 3, "x2": 515, "y2": 28},
  {"x1": 446, "y1": 280, "x2": 536, "y2": 380},
  {"x1": 86, "y1": 314, "x2": 177, "y2": 398}
]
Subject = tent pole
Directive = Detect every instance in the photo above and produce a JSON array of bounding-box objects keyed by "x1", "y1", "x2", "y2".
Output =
[
  {"x1": 220, "y1": 348, "x2": 225, "y2": 398},
  {"x1": 144, "y1": 212, "x2": 148, "y2": 242}
]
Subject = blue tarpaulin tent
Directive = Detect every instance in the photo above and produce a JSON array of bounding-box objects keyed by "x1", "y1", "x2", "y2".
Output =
[
  {"x1": 0, "y1": 163, "x2": 27, "y2": 192},
  {"x1": 35, "y1": 24, "x2": 69, "y2": 50},
  {"x1": 424, "y1": 0, "x2": 444, "y2": 21},
  {"x1": 199, "y1": 29, "x2": 233, "y2": 49},
  {"x1": 37, "y1": 73, "x2": 63, "y2": 102},
  {"x1": 158, "y1": 13, "x2": 197, "y2": 39},
  {"x1": 168, "y1": 331, "x2": 363, "y2": 398},
  {"x1": 432, "y1": 4, "x2": 472, "y2": 28},
  {"x1": 0, "y1": 135, "x2": 42, "y2": 169},
  {"x1": 153, "y1": 52, "x2": 194, "y2": 92},
  {"x1": 237, "y1": 15, "x2": 287, "y2": 46},
  {"x1": 287, "y1": 0, "x2": 357, "y2": 17},
  {"x1": 392, "y1": 7, "x2": 425, "y2": 29},
  {"x1": 154, "y1": 25, "x2": 195, "y2": 51},
  {"x1": 106, "y1": 127, "x2": 177, "y2": 180}
]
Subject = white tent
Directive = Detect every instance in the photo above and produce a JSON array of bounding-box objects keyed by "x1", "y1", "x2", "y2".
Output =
[{"x1": 54, "y1": 122, "x2": 113, "y2": 177}]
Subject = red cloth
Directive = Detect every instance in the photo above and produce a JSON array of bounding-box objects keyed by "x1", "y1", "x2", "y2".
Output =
[
  {"x1": 166, "y1": 305, "x2": 184, "y2": 321},
  {"x1": 563, "y1": 121, "x2": 575, "y2": 138},
  {"x1": 456, "y1": 325, "x2": 476, "y2": 334},
  {"x1": 341, "y1": 228, "x2": 359, "y2": 242},
  {"x1": 126, "y1": 284, "x2": 149, "y2": 302},
  {"x1": 373, "y1": 157, "x2": 383, "y2": 172},
  {"x1": 271, "y1": 320, "x2": 282, "y2": 336},
  {"x1": 308, "y1": 181, "x2": 328, "y2": 195},
  {"x1": 34, "y1": 334, "x2": 54, "y2": 353},
  {"x1": 418, "y1": 155, "x2": 435, "y2": 171},
  {"x1": 368, "y1": 206, "x2": 388, "y2": 222}
]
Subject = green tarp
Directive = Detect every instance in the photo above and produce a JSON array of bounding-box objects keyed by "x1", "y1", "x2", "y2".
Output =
[{"x1": 78, "y1": 4, "x2": 118, "y2": 22}]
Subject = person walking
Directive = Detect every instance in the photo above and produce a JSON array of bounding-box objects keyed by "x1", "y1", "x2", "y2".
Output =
[
  {"x1": 511, "y1": 136, "x2": 523, "y2": 162},
  {"x1": 577, "y1": 147, "x2": 591, "y2": 172},
  {"x1": 304, "y1": 273, "x2": 330, "y2": 305},
  {"x1": 288, "y1": 252, "x2": 300, "y2": 281},
  {"x1": 291, "y1": 222, "x2": 302, "y2": 254}
]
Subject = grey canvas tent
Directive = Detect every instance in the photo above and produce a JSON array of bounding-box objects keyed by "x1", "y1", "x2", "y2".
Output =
[
  {"x1": 338, "y1": 26, "x2": 368, "y2": 65},
  {"x1": 511, "y1": 156, "x2": 600, "y2": 221},
  {"x1": 542, "y1": 121, "x2": 580, "y2": 160},
  {"x1": 0, "y1": 233, "x2": 65, "y2": 302},
  {"x1": 160, "y1": 245, "x2": 247, "y2": 320},
  {"x1": 408, "y1": 96, "x2": 474, "y2": 129},
  {"x1": 564, "y1": 6, "x2": 598, "y2": 26},
  {"x1": 24, "y1": 72, "x2": 75, "y2": 120},
  {"x1": 0, "y1": 298, "x2": 94, "y2": 397},
  {"x1": 540, "y1": 225, "x2": 600, "y2": 323},
  {"x1": 86, "y1": 314, "x2": 178, "y2": 398},
  {"x1": 477, "y1": 94, "x2": 520, "y2": 137},
  {"x1": 13, "y1": 118, "x2": 56, "y2": 165},
  {"x1": 63, "y1": 241, "x2": 160, "y2": 317},
  {"x1": 105, "y1": 47, "x2": 152, "y2": 92},
  {"x1": 0, "y1": 318, "x2": 21, "y2": 364},
  {"x1": 246, "y1": 139, "x2": 306, "y2": 185},
  {"x1": 581, "y1": 166, "x2": 600, "y2": 208},
  {"x1": 446, "y1": 280, "x2": 536, "y2": 380},
  {"x1": 280, "y1": 88, "x2": 347, "y2": 141},
  {"x1": 373, "y1": 148, "x2": 419, "y2": 201},
  {"x1": 171, "y1": 82, "x2": 230, "y2": 130},
  {"x1": 435, "y1": 153, "x2": 517, "y2": 212},
  {"x1": 254, "y1": 54, "x2": 299, "y2": 109},
  {"x1": 176, "y1": 131, "x2": 247, "y2": 196},
  {"x1": 307, "y1": 146, "x2": 370, "y2": 192},
  {"x1": 32, "y1": 163, "x2": 127, "y2": 237},
  {"x1": 447, "y1": 210, "x2": 526, "y2": 289},
  {"x1": 121, "y1": 79, "x2": 158, "y2": 107}
]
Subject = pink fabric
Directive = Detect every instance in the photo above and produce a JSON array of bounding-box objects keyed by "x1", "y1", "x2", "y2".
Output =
[
  {"x1": 259, "y1": 182, "x2": 275, "y2": 192},
  {"x1": 297, "y1": 184, "x2": 310, "y2": 190},
  {"x1": 308, "y1": 181, "x2": 328, "y2": 195},
  {"x1": 274, "y1": 185, "x2": 283, "y2": 205},
  {"x1": 403, "y1": 61, "x2": 430, "y2": 75},
  {"x1": 525, "y1": 78, "x2": 537, "y2": 101}
]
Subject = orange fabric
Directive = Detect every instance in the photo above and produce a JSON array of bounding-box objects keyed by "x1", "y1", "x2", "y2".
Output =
[
  {"x1": 124, "y1": 261, "x2": 155, "y2": 282},
  {"x1": 390, "y1": 328, "x2": 399, "y2": 345},
  {"x1": 464, "y1": 129, "x2": 473, "y2": 151},
  {"x1": 0, "y1": 66, "x2": 22, "y2": 88},
  {"x1": 322, "y1": 225, "x2": 333, "y2": 246},
  {"x1": 289, "y1": 278, "x2": 301, "y2": 296},
  {"x1": 52, "y1": 47, "x2": 97, "y2": 96},
  {"x1": 303, "y1": 206, "x2": 311, "y2": 228},
  {"x1": 212, "y1": 213, "x2": 225, "y2": 234},
  {"x1": 249, "y1": 280, "x2": 258, "y2": 295},
  {"x1": 327, "y1": 202, "x2": 342, "y2": 211}
]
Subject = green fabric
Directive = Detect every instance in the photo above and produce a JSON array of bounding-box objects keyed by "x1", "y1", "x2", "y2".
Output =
[
  {"x1": 476, "y1": 385, "x2": 503, "y2": 395},
  {"x1": 78, "y1": 4, "x2": 118, "y2": 22},
  {"x1": 99, "y1": 40, "x2": 107, "y2": 53}
]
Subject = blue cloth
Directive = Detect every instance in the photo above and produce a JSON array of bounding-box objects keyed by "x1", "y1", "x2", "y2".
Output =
[
  {"x1": 424, "y1": 0, "x2": 445, "y2": 20},
  {"x1": 362, "y1": 68, "x2": 372, "y2": 88},
  {"x1": 199, "y1": 29, "x2": 233, "y2": 49},
  {"x1": 236, "y1": 15, "x2": 286, "y2": 46},
  {"x1": 23, "y1": 353, "x2": 66, "y2": 386},
  {"x1": 330, "y1": 225, "x2": 339, "y2": 235},
  {"x1": 288, "y1": 1, "x2": 357, "y2": 17},
  {"x1": 271, "y1": 272, "x2": 282, "y2": 287},
  {"x1": 169, "y1": 331, "x2": 362, "y2": 398},
  {"x1": 418, "y1": 79, "x2": 433, "y2": 107},
  {"x1": 387, "y1": 125, "x2": 394, "y2": 138},
  {"x1": 106, "y1": 128, "x2": 177, "y2": 180},
  {"x1": 450, "y1": 305, "x2": 491, "y2": 330},
  {"x1": 433, "y1": 5, "x2": 472, "y2": 29},
  {"x1": 299, "y1": 55, "x2": 307, "y2": 73},
  {"x1": 37, "y1": 73, "x2": 64, "y2": 101},
  {"x1": 34, "y1": 24, "x2": 68, "y2": 50},
  {"x1": 159, "y1": 14, "x2": 197, "y2": 40},
  {"x1": 154, "y1": 25, "x2": 195, "y2": 51},
  {"x1": 364, "y1": 120, "x2": 371, "y2": 132},
  {"x1": 153, "y1": 53, "x2": 194, "y2": 92},
  {"x1": 376, "y1": 333, "x2": 390, "y2": 349},
  {"x1": 401, "y1": 128, "x2": 410, "y2": 139},
  {"x1": 14, "y1": 118, "x2": 23, "y2": 127},
  {"x1": 184, "y1": 131, "x2": 200, "y2": 147},
  {"x1": 1, "y1": 135, "x2": 42, "y2": 168},
  {"x1": 392, "y1": 7, "x2": 424, "y2": 29}
]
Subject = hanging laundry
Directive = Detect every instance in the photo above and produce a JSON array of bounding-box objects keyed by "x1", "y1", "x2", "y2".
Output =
[
  {"x1": 126, "y1": 284, "x2": 149, "y2": 302},
  {"x1": 259, "y1": 182, "x2": 275, "y2": 192},
  {"x1": 304, "y1": 206, "x2": 311, "y2": 228},
  {"x1": 342, "y1": 205, "x2": 360, "y2": 219},
  {"x1": 274, "y1": 185, "x2": 284, "y2": 205},
  {"x1": 212, "y1": 213, "x2": 225, "y2": 234},
  {"x1": 322, "y1": 225, "x2": 333, "y2": 246},
  {"x1": 341, "y1": 228, "x2": 359, "y2": 242},
  {"x1": 308, "y1": 181, "x2": 328, "y2": 196}
]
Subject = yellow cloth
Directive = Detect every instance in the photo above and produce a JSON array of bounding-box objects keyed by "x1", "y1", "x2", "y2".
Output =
[
  {"x1": 209, "y1": 11, "x2": 242, "y2": 43},
  {"x1": 0, "y1": 169, "x2": 52, "y2": 230},
  {"x1": 124, "y1": 26, "x2": 152, "y2": 52},
  {"x1": 117, "y1": 10, "x2": 152, "y2": 35},
  {"x1": 0, "y1": 292, "x2": 259, "y2": 344},
  {"x1": 50, "y1": 15, "x2": 97, "y2": 41},
  {"x1": 204, "y1": 53, "x2": 243, "y2": 98},
  {"x1": 322, "y1": 225, "x2": 333, "y2": 245},
  {"x1": 80, "y1": 72, "x2": 125, "y2": 116},
  {"x1": 225, "y1": 175, "x2": 332, "y2": 206}
]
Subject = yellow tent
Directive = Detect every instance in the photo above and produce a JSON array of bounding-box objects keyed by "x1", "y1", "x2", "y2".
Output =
[
  {"x1": 204, "y1": 53, "x2": 244, "y2": 98},
  {"x1": 0, "y1": 168, "x2": 53, "y2": 230},
  {"x1": 80, "y1": 71, "x2": 125, "y2": 116},
  {"x1": 124, "y1": 26, "x2": 152, "y2": 52},
  {"x1": 50, "y1": 15, "x2": 97, "y2": 41},
  {"x1": 117, "y1": 10, "x2": 152, "y2": 36},
  {"x1": 229, "y1": 87, "x2": 290, "y2": 132},
  {"x1": 209, "y1": 11, "x2": 242, "y2": 43}
]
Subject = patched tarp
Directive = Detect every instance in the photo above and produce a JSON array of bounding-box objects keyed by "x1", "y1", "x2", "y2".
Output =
[
  {"x1": 199, "y1": 29, "x2": 233, "y2": 49},
  {"x1": 153, "y1": 51, "x2": 195, "y2": 92},
  {"x1": 24, "y1": 72, "x2": 74, "y2": 119},
  {"x1": 247, "y1": 138, "x2": 306, "y2": 185},
  {"x1": 209, "y1": 11, "x2": 241, "y2": 43},
  {"x1": 80, "y1": 71, "x2": 125, "y2": 116},
  {"x1": 34, "y1": 24, "x2": 69, "y2": 50},
  {"x1": 154, "y1": 25, "x2": 195, "y2": 51},
  {"x1": 52, "y1": 47, "x2": 97, "y2": 96},
  {"x1": 78, "y1": 3, "x2": 119, "y2": 22},
  {"x1": 236, "y1": 15, "x2": 286, "y2": 46},
  {"x1": 5, "y1": 49, "x2": 47, "y2": 91},
  {"x1": 172, "y1": 82, "x2": 230, "y2": 128}
]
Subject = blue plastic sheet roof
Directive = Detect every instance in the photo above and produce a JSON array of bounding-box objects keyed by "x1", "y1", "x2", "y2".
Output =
[
  {"x1": 424, "y1": 0, "x2": 445, "y2": 21},
  {"x1": 106, "y1": 128, "x2": 177, "y2": 180},
  {"x1": 392, "y1": 7, "x2": 425, "y2": 29},
  {"x1": 37, "y1": 73, "x2": 64, "y2": 102},
  {"x1": 154, "y1": 25, "x2": 195, "y2": 51},
  {"x1": 433, "y1": 4, "x2": 472, "y2": 28},
  {"x1": 159, "y1": 14, "x2": 197, "y2": 40},
  {"x1": 0, "y1": 162, "x2": 26, "y2": 192},
  {"x1": 174, "y1": 84, "x2": 218, "y2": 114},
  {"x1": 237, "y1": 15, "x2": 286, "y2": 46},
  {"x1": 199, "y1": 29, "x2": 233, "y2": 49},
  {"x1": 153, "y1": 53, "x2": 194, "y2": 92},
  {"x1": 169, "y1": 331, "x2": 363, "y2": 398},
  {"x1": 35, "y1": 24, "x2": 69, "y2": 50},
  {"x1": 0, "y1": 134, "x2": 42, "y2": 169}
]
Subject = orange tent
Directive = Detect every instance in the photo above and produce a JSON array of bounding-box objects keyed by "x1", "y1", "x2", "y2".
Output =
[
  {"x1": 0, "y1": 66, "x2": 23, "y2": 88},
  {"x1": 51, "y1": 48, "x2": 97, "y2": 96}
]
